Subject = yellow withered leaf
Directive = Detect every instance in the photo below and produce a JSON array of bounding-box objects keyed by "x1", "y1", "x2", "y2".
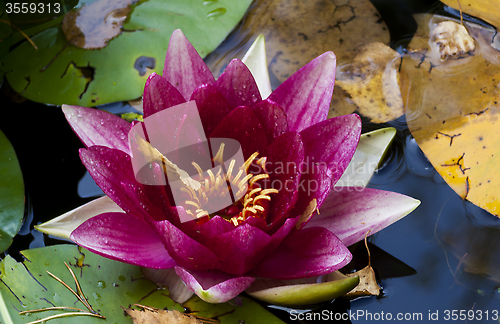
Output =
[
  {"x1": 440, "y1": 0, "x2": 500, "y2": 30},
  {"x1": 335, "y1": 42, "x2": 404, "y2": 123},
  {"x1": 240, "y1": 0, "x2": 390, "y2": 84},
  {"x1": 344, "y1": 265, "x2": 381, "y2": 298},
  {"x1": 401, "y1": 14, "x2": 500, "y2": 216}
]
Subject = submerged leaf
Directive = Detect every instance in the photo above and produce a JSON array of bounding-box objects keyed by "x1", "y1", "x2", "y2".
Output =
[
  {"x1": 335, "y1": 43, "x2": 404, "y2": 123},
  {"x1": 0, "y1": 129, "x2": 24, "y2": 253},
  {"x1": 62, "y1": 0, "x2": 136, "y2": 49},
  {"x1": 401, "y1": 14, "x2": 500, "y2": 216},
  {"x1": 227, "y1": 0, "x2": 390, "y2": 123},
  {"x1": 337, "y1": 127, "x2": 397, "y2": 187}
]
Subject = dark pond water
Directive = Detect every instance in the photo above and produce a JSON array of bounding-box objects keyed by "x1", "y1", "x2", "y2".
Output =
[{"x1": 2, "y1": 0, "x2": 500, "y2": 323}]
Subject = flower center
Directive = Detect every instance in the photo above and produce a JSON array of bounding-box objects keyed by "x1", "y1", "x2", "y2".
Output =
[{"x1": 181, "y1": 144, "x2": 278, "y2": 226}]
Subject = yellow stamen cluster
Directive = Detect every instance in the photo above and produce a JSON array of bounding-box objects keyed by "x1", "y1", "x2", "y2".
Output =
[{"x1": 181, "y1": 145, "x2": 278, "y2": 225}]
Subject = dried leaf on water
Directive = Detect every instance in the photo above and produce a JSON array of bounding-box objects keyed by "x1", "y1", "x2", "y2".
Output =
[
  {"x1": 126, "y1": 309, "x2": 202, "y2": 324},
  {"x1": 62, "y1": 0, "x2": 137, "y2": 49},
  {"x1": 401, "y1": 14, "x2": 500, "y2": 216},
  {"x1": 343, "y1": 232, "x2": 381, "y2": 298},
  {"x1": 335, "y1": 42, "x2": 404, "y2": 123}
]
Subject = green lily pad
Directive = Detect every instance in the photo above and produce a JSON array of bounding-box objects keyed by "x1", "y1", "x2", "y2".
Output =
[
  {"x1": 0, "y1": 129, "x2": 24, "y2": 253},
  {"x1": 0, "y1": 245, "x2": 183, "y2": 323},
  {"x1": 2, "y1": 0, "x2": 252, "y2": 106}
]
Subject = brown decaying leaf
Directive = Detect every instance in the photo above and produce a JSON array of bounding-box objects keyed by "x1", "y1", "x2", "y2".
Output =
[
  {"x1": 401, "y1": 14, "x2": 500, "y2": 216},
  {"x1": 62, "y1": 0, "x2": 137, "y2": 49},
  {"x1": 343, "y1": 231, "x2": 381, "y2": 298},
  {"x1": 126, "y1": 309, "x2": 202, "y2": 324},
  {"x1": 207, "y1": 0, "x2": 390, "y2": 119},
  {"x1": 335, "y1": 42, "x2": 404, "y2": 123}
]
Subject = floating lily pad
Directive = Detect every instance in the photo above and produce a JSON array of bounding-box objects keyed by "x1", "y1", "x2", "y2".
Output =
[
  {"x1": 0, "y1": 245, "x2": 183, "y2": 323},
  {"x1": 2, "y1": 0, "x2": 252, "y2": 106},
  {"x1": 62, "y1": 0, "x2": 135, "y2": 49},
  {"x1": 184, "y1": 295, "x2": 285, "y2": 324},
  {"x1": 211, "y1": 0, "x2": 390, "y2": 120},
  {"x1": 401, "y1": 14, "x2": 500, "y2": 216},
  {"x1": 245, "y1": 274, "x2": 359, "y2": 307},
  {"x1": 0, "y1": 245, "x2": 284, "y2": 323},
  {"x1": 0, "y1": 129, "x2": 24, "y2": 253}
]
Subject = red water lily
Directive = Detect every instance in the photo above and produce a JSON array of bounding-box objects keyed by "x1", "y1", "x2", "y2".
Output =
[{"x1": 62, "y1": 30, "x2": 418, "y2": 303}]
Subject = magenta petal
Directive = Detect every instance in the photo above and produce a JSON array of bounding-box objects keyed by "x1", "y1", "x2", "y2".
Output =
[
  {"x1": 190, "y1": 84, "x2": 233, "y2": 135},
  {"x1": 250, "y1": 227, "x2": 351, "y2": 280},
  {"x1": 305, "y1": 187, "x2": 420, "y2": 246},
  {"x1": 268, "y1": 52, "x2": 337, "y2": 132},
  {"x1": 251, "y1": 99, "x2": 289, "y2": 143},
  {"x1": 215, "y1": 59, "x2": 261, "y2": 109},
  {"x1": 184, "y1": 216, "x2": 235, "y2": 246},
  {"x1": 300, "y1": 114, "x2": 361, "y2": 177},
  {"x1": 210, "y1": 107, "x2": 268, "y2": 158},
  {"x1": 143, "y1": 73, "x2": 186, "y2": 118},
  {"x1": 175, "y1": 267, "x2": 254, "y2": 303},
  {"x1": 153, "y1": 220, "x2": 220, "y2": 271},
  {"x1": 206, "y1": 224, "x2": 272, "y2": 276},
  {"x1": 266, "y1": 132, "x2": 304, "y2": 224},
  {"x1": 163, "y1": 30, "x2": 215, "y2": 100},
  {"x1": 62, "y1": 105, "x2": 131, "y2": 154},
  {"x1": 71, "y1": 213, "x2": 176, "y2": 269},
  {"x1": 294, "y1": 114, "x2": 361, "y2": 213},
  {"x1": 79, "y1": 146, "x2": 167, "y2": 222}
]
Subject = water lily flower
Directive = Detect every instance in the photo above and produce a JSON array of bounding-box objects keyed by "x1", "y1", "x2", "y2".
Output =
[{"x1": 37, "y1": 30, "x2": 419, "y2": 304}]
